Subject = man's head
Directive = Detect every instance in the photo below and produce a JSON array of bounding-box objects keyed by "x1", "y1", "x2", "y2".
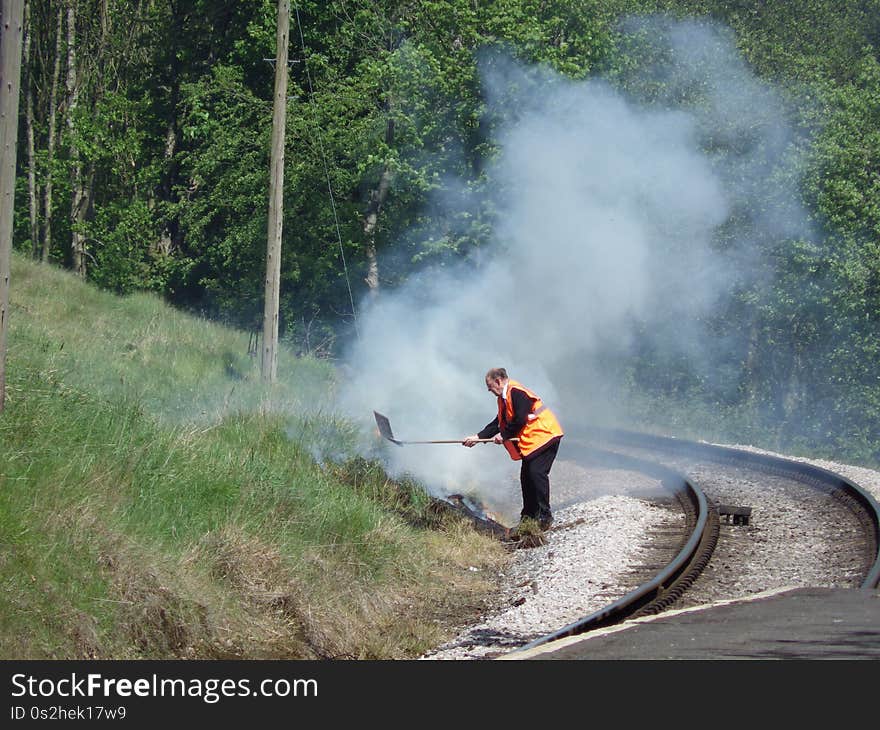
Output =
[{"x1": 485, "y1": 367, "x2": 508, "y2": 396}]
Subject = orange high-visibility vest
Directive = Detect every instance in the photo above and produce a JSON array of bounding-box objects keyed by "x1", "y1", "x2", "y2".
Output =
[{"x1": 497, "y1": 379, "x2": 564, "y2": 461}]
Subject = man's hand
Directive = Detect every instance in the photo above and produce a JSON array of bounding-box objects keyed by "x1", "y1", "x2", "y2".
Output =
[
  {"x1": 462, "y1": 434, "x2": 481, "y2": 447},
  {"x1": 493, "y1": 433, "x2": 503, "y2": 444}
]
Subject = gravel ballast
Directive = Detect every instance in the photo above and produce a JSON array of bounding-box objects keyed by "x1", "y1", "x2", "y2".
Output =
[{"x1": 421, "y1": 443, "x2": 880, "y2": 660}]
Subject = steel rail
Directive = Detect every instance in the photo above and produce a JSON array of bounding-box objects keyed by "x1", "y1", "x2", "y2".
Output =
[
  {"x1": 512, "y1": 441, "x2": 718, "y2": 654},
  {"x1": 509, "y1": 427, "x2": 880, "y2": 656},
  {"x1": 589, "y1": 427, "x2": 880, "y2": 590}
]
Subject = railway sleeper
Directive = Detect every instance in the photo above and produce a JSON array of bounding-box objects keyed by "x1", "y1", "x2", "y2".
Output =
[{"x1": 717, "y1": 504, "x2": 753, "y2": 526}]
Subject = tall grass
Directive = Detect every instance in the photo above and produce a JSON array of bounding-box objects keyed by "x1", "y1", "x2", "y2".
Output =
[{"x1": 0, "y1": 253, "x2": 506, "y2": 659}]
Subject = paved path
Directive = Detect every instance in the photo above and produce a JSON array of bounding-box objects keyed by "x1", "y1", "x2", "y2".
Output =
[{"x1": 502, "y1": 587, "x2": 880, "y2": 659}]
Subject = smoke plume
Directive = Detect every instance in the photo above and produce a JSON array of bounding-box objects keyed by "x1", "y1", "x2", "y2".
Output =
[{"x1": 336, "y1": 17, "x2": 814, "y2": 511}]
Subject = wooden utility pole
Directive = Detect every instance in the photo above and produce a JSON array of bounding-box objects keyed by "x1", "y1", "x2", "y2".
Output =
[
  {"x1": 1, "y1": 0, "x2": 25, "y2": 413},
  {"x1": 261, "y1": 0, "x2": 290, "y2": 383}
]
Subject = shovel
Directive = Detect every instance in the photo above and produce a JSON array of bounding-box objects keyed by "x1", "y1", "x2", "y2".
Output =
[{"x1": 373, "y1": 411, "x2": 516, "y2": 447}]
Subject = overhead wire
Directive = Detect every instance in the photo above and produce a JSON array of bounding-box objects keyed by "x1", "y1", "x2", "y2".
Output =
[{"x1": 292, "y1": 2, "x2": 360, "y2": 340}]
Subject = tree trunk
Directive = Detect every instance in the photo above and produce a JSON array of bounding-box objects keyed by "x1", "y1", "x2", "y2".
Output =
[
  {"x1": 362, "y1": 166, "x2": 392, "y2": 295},
  {"x1": 154, "y1": 119, "x2": 177, "y2": 256},
  {"x1": 40, "y1": 3, "x2": 63, "y2": 264},
  {"x1": 0, "y1": 0, "x2": 25, "y2": 414},
  {"x1": 65, "y1": 0, "x2": 87, "y2": 277},
  {"x1": 154, "y1": 18, "x2": 182, "y2": 260},
  {"x1": 24, "y1": 0, "x2": 38, "y2": 259},
  {"x1": 261, "y1": 0, "x2": 289, "y2": 383},
  {"x1": 361, "y1": 117, "x2": 394, "y2": 299}
]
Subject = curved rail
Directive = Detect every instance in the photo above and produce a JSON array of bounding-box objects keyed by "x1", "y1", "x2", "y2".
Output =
[
  {"x1": 512, "y1": 442, "x2": 718, "y2": 653},
  {"x1": 589, "y1": 427, "x2": 880, "y2": 590},
  {"x1": 506, "y1": 428, "x2": 880, "y2": 657},
  {"x1": 439, "y1": 427, "x2": 880, "y2": 657}
]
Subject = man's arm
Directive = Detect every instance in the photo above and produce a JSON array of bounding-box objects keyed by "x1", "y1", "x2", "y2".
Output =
[
  {"x1": 477, "y1": 418, "x2": 500, "y2": 440},
  {"x1": 463, "y1": 417, "x2": 500, "y2": 447}
]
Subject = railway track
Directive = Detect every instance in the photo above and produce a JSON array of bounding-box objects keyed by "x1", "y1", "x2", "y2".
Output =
[
  {"x1": 424, "y1": 429, "x2": 880, "y2": 659},
  {"x1": 423, "y1": 444, "x2": 713, "y2": 658},
  {"x1": 511, "y1": 443, "x2": 718, "y2": 653},
  {"x1": 594, "y1": 428, "x2": 880, "y2": 588},
  {"x1": 510, "y1": 429, "x2": 880, "y2": 656}
]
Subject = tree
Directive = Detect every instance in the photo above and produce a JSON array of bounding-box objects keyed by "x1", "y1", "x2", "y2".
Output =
[
  {"x1": 1, "y1": 0, "x2": 25, "y2": 413},
  {"x1": 64, "y1": 0, "x2": 86, "y2": 275},
  {"x1": 39, "y1": 2, "x2": 64, "y2": 264},
  {"x1": 23, "y1": 0, "x2": 37, "y2": 259},
  {"x1": 261, "y1": 0, "x2": 289, "y2": 382}
]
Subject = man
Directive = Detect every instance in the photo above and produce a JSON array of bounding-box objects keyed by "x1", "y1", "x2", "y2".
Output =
[{"x1": 463, "y1": 368, "x2": 564, "y2": 531}]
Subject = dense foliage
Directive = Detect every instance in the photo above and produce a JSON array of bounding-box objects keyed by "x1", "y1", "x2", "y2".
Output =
[{"x1": 9, "y1": 0, "x2": 880, "y2": 461}]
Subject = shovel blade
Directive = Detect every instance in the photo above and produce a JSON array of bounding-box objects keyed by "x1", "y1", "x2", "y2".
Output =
[{"x1": 373, "y1": 411, "x2": 404, "y2": 446}]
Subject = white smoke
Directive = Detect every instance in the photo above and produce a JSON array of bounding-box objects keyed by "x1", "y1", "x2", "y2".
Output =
[{"x1": 336, "y1": 17, "x2": 812, "y2": 511}]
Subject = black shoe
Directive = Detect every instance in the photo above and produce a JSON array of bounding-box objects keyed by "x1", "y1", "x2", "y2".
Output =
[{"x1": 538, "y1": 514, "x2": 554, "y2": 530}]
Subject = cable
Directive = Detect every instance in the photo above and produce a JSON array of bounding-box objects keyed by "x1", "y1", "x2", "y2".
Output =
[{"x1": 293, "y1": 2, "x2": 360, "y2": 340}]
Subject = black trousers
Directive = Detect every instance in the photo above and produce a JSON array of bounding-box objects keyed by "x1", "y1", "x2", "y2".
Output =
[{"x1": 519, "y1": 437, "x2": 561, "y2": 521}]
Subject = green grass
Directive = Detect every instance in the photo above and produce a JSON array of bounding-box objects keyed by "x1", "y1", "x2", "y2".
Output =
[{"x1": 0, "y1": 253, "x2": 507, "y2": 659}]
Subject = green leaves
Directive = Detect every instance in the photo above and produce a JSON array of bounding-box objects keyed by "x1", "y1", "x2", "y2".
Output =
[{"x1": 12, "y1": 1, "x2": 880, "y2": 460}]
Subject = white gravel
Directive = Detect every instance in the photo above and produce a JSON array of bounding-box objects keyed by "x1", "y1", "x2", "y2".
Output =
[
  {"x1": 717, "y1": 442, "x2": 880, "y2": 504},
  {"x1": 420, "y1": 442, "x2": 880, "y2": 660},
  {"x1": 421, "y1": 493, "x2": 680, "y2": 660}
]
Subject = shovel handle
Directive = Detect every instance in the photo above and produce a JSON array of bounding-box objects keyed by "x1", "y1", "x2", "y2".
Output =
[
  {"x1": 374, "y1": 412, "x2": 519, "y2": 446},
  {"x1": 397, "y1": 438, "x2": 520, "y2": 445}
]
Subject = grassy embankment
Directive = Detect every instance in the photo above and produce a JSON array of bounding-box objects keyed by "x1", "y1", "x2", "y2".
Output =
[{"x1": 0, "y1": 253, "x2": 508, "y2": 659}]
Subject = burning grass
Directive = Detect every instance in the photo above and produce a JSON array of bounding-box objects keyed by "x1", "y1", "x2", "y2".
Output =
[
  {"x1": 0, "y1": 381, "x2": 507, "y2": 658},
  {"x1": 0, "y1": 255, "x2": 510, "y2": 659}
]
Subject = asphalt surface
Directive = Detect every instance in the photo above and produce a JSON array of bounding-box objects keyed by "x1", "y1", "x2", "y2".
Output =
[{"x1": 503, "y1": 586, "x2": 880, "y2": 659}]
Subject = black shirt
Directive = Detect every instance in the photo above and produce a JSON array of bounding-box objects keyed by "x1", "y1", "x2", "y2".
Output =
[{"x1": 477, "y1": 387, "x2": 535, "y2": 441}]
